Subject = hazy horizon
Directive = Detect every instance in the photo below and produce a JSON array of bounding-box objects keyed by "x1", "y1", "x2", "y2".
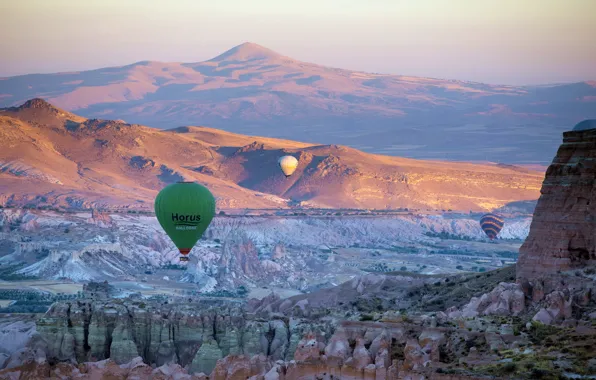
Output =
[{"x1": 2, "y1": 0, "x2": 595, "y2": 85}]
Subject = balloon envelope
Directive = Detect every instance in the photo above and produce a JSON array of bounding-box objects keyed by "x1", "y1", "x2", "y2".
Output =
[
  {"x1": 479, "y1": 213, "x2": 504, "y2": 240},
  {"x1": 278, "y1": 155, "x2": 298, "y2": 177},
  {"x1": 154, "y1": 182, "x2": 216, "y2": 260}
]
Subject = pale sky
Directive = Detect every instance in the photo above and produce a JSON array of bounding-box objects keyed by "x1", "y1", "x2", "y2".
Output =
[{"x1": 1, "y1": 0, "x2": 595, "y2": 85}]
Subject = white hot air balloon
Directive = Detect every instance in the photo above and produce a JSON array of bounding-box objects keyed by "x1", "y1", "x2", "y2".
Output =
[{"x1": 278, "y1": 155, "x2": 298, "y2": 178}]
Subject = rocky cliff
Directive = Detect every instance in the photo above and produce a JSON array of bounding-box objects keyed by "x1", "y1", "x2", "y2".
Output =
[
  {"x1": 2, "y1": 260, "x2": 596, "y2": 379},
  {"x1": 0, "y1": 296, "x2": 516, "y2": 379},
  {"x1": 35, "y1": 298, "x2": 340, "y2": 375},
  {"x1": 516, "y1": 121, "x2": 596, "y2": 286},
  {"x1": 3, "y1": 289, "x2": 595, "y2": 380}
]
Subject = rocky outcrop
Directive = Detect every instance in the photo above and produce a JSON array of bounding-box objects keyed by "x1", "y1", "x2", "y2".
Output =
[
  {"x1": 30, "y1": 297, "x2": 438, "y2": 378},
  {"x1": 189, "y1": 339, "x2": 222, "y2": 374},
  {"x1": 532, "y1": 290, "x2": 574, "y2": 325},
  {"x1": 440, "y1": 121, "x2": 596, "y2": 329},
  {"x1": 0, "y1": 333, "x2": 47, "y2": 371},
  {"x1": 0, "y1": 356, "x2": 208, "y2": 380},
  {"x1": 217, "y1": 230, "x2": 267, "y2": 286},
  {"x1": 0, "y1": 315, "x2": 39, "y2": 370},
  {"x1": 35, "y1": 299, "x2": 338, "y2": 371},
  {"x1": 3, "y1": 290, "x2": 593, "y2": 379},
  {"x1": 440, "y1": 121, "x2": 596, "y2": 333},
  {"x1": 271, "y1": 244, "x2": 286, "y2": 260},
  {"x1": 250, "y1": 273, "x2": 428, "y2": 318},
  {"x1": 209, "y1": 354, "x2": 271, "y2": 380},
  {"x1": 517, "y1": 123, "x2": 596, "y2": 286},
  {"x1": 87, "y1": 209, "x2": 113, "y2": 227},
  {"x1": 446, "y1": 282, "x2": 525, "y2": 319}
]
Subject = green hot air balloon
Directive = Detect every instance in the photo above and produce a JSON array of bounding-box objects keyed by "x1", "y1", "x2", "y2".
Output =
[{"x1": 154, "y1": 181, "x2": 216, "y2": 262}]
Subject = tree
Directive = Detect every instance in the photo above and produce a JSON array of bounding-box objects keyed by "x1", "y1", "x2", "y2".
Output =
[
  {"x1": 219, "y1": 211, "x2": 226, "y2": 216},
  {"x1": 236, "y1": 285, "x2": 248, "y2": 297},
  {"x1": 456, "y1": 265, "x2": 463, "y2": 270},
  {"x1": 400, "y1": 266, "x2": 407, "y2": 271},
  {"x1": 478, "y1": 267, "x2": 486, "y2": 272}
]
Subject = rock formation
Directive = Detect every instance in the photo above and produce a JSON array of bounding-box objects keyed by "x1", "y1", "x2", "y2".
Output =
[
  {"x1": 2, "y1": 278, "x2": 596, "y2": 380},
  {"x1": 24, "y1": 295, "x2": 498, "y2": 379},
  {"x1": 87, "y1": 209, "x2": 114, "y2": 227},
  {"x1": 444, "y1": 121, "x2": 596, "y2": 327},
  {"x1": 446, "y1": 283, "x2": 525, "y2": 319},
  {"x1": 34, "y1": 298, "x2": 336, "y2": 370},
  {"x1": 216, "y1": 230, "x2": 268, "y2": 287},
  {"x1": 517, "y1": 121, "x2": 596, "y2": 287}
]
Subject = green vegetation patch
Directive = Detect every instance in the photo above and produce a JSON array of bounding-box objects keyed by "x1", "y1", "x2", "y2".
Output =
[
  {"x1": 405, "y1": 266, "x2": 517, "y2": 312},
  {"x1": 475, "y1": 357, "x2": 561, "y2": 380},
  {"x1": 162, "y1": 264, "x2": 187, "y2": 270},
  {"x1": 0, "y1": 264, "x2": 39, "y2": 281}
]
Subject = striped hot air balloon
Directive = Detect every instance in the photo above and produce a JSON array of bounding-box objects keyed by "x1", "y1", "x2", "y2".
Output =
[{"x1": 479, "y1": 213, "x2": 505, "y2": 240}]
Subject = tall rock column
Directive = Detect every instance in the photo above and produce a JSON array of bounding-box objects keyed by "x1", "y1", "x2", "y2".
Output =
[{"x1": 517, "y1": 121, "x2": 596, "y2": 287}]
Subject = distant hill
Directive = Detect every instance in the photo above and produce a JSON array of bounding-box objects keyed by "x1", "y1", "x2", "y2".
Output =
[
  {"x1": 0, "y1": 42, "x2": 594, "y2": 164},
  {"x1": 0, "y1": 99, "x2": 544, "y2": 211}
]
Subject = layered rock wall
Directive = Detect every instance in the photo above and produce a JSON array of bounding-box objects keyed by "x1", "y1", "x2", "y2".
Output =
[
  {"x1": 36, "y1": 299, "x2": 337, "y2": 375},
  {"x1": 34, "y1": 299, "x2": 473, "y2": 379},
  {"x1": 517, "y1": 124, "x2": 596, "y2": 284}
]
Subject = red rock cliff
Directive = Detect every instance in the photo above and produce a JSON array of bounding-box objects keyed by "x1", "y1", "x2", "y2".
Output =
[{"x1": 517, "y1": 122, "x2": 596, "y2": 284}]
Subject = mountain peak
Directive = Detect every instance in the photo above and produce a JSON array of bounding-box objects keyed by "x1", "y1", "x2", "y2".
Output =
[
  {"x1": 19, "y1": 98, "x2": 57, "y2": 110},
  {"x1": 2, "y1": 98, "x2": 85, "y2": 123},
  {"x1": 209, "y1": 42, "x2": 284, "y2": 62},
  {"x1": 13, "y1": 98, "x2": 76, "y2": 118}
]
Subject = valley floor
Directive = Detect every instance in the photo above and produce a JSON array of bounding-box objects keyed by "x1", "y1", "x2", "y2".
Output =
[{"x1": 0, "y1": 208, "x2": 530, "y2": 306}]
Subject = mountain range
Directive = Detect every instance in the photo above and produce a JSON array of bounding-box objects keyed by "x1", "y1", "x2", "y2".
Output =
[
  {"x1": 0, "y1": 98, "x2": 544, "y2": 211},
  {"x1": 1, "y1": 42, "x2": 594, "y2": 164}
]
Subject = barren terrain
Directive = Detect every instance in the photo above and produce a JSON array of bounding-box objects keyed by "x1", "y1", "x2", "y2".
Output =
[
  {"x1": 0, "y1": 208, "x2": 530, "y2": 297},
  {"x1": 0, "y1": 98, "x2": 544, "y2": 211}
]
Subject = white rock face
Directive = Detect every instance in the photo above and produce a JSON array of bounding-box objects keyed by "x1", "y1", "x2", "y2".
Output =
[
  {"x1": 0, "y1": 209, "x2": 531, "y2": 287},
  {"x1": 0, "y1": 316, "x2": 39, "y2": 370}
]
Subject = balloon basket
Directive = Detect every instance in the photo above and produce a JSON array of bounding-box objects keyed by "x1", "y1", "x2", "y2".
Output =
[{"x1": 179, "y1": 256, "x2": 189, "y2": 262}]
